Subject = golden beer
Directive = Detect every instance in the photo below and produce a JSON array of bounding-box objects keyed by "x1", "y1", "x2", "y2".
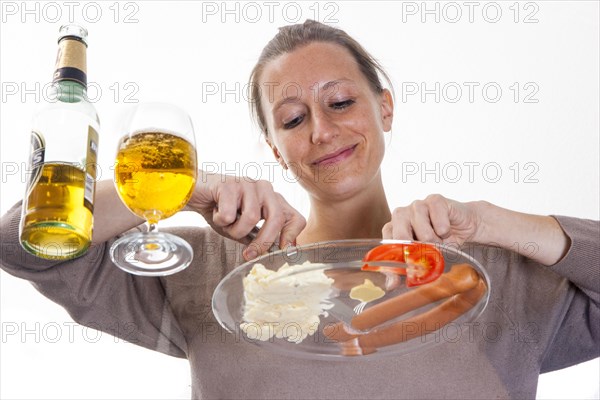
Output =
[
  {"x1": 20, "y1": 163, "x2": 93, "y2": 259},
  {"x1": 115, "y1": 131, "x2": 197, "y2": 223}
]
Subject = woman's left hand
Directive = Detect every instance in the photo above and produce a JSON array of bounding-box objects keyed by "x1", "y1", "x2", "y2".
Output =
[
  {"x1": 383, "y1": 194, "x2": 481, "y2": 247},
  {"x1": 383, "y1": 194, "x2": 570, "y2": 266}
]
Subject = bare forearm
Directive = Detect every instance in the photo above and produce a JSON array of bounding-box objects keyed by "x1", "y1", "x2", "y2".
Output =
[
  {"x1": 473, "y1": 201, "x2": 570, "y2": 266},
  {"x1": 91, "y1": 180, "x2": 143, "y2": 244}
]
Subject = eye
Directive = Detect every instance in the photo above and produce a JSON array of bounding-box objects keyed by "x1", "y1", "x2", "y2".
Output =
[
  {"x1": 283, "y1": 114, "x2": 304, "y2": 130},
  {"x1": 329, "y1": 99, "x2": 355, "y2": 110}
]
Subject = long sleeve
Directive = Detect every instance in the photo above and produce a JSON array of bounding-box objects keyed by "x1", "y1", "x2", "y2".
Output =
[
  {"x1": 540, "y1": 216, "x2": 600, "y2": 372},
  {"x1": 0, "y1": 202, "x2": 188, "y2": 358}
]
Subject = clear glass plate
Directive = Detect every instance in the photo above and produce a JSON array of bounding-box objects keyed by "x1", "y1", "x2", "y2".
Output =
[{"x1": 212, "y1": 239, "x2": 490, "y2": 360}]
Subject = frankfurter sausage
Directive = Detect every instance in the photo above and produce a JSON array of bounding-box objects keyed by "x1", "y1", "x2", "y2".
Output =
[
  {"x1": 353, "y1": 263, "x2": 479, "y2": 331},
  {"x1": 322, "y1": 263, "x2": 479, "y2": 342},
  {"x1": 343, "y1": 279, "x2": 487, "y2": 355}
]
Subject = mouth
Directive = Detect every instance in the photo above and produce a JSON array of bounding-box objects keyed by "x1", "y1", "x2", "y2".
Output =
[{"x1": 312, "y1": 144, "x2": 358, "y2": 166}]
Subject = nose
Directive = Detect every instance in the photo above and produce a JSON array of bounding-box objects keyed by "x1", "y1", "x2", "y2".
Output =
[{"x1": 310, "y1": 109, "x2": 339, "y2": 145}]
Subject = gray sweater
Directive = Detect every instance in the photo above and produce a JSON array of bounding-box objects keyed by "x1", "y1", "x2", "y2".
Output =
[{"x1": 1, "y1": 202, "x2": 599, "y2": 399}]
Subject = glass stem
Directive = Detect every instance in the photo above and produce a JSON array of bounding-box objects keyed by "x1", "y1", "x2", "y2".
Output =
[{"x1": 148, "y1": 222, "x2": 158, "y2": 233}]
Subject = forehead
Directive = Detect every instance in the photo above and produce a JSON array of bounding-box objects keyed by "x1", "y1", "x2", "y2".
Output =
[{"x1": 260, "y1": 42, "x2": 365, "y2": 95}]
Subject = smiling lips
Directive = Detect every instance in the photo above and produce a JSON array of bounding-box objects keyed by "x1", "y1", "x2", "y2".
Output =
[{"x1": 313, "y1": 144, "x2": 358, "y2": 166}]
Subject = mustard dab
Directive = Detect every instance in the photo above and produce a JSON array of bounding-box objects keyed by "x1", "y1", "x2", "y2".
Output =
[{"x1": 349, "y1": 279, "x2": 385, "y2": 303}]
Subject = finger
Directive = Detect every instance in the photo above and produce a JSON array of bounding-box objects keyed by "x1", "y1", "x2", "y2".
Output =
[
  {"x1": 277, "y1": 196, "x2": 306, "y2": 248},
  {"x1": 242, "y1": 194, "x2": 305, "y2": 261},
  {"x1": 226, "y1": 196, "x2": 262, "y2": 240},
  {"x1": 211, "y1": 186, "x2": 240, "y2": 228},
  {"x1": 242, "y1": 232, "x2": 263, "y2": 261},
  {"x1": 381, "y1": 222, "x2": 393, "y2": 239},
  {"x1": 410, "y1": 201, "x2": 443, "y2": 243},
  {"x1": 426, "y1": 195, "x2": 452, "y2": 240},
  {"x1": 390, "y1": 207, "x2": 414, "y2": 240},
  {"x1": 248, "y1": 209, "x2": 284, "y2": 259},
  {"x1": 240, "y1": 182, "x2": 284, "y2": 260},
  {"x1": 444, "y1": 199, "x2": 474, "y2": 246}
]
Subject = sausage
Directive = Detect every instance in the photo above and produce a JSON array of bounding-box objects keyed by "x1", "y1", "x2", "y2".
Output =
[
  {"x1": 322, "y1": 319, "x2": 360, "y2": 343},
  {"x1": 353, "y1": 263, "x2": 479, "y2": 331},
  {"x1": 343, "y1": 279, "x2": 487, "y2": 355},
  {"x1": 322, "y1": 263, "x2": 479, "y2": 342}
]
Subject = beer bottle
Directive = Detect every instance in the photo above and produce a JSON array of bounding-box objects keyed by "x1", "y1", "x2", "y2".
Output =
[{"x1": 20, "y1": 24, "x2": 100, "y2": 260}]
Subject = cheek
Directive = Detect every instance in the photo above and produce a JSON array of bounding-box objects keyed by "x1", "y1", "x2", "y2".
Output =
[
  {"x1": 353, "y1": 110, "x2": 386, "y2": 164},
  {"x1": 345, "y1": 108, "x2": 385, "y2": 144},
  {"x1": 369, "y1": 123, "x2": 387, "y2": 162},
  {"x1": 372, "y1": 133, "x2": 386, "y2": 164},
  {"x1": 272, "y1": 134, "x2": 304, "y2": 164}
]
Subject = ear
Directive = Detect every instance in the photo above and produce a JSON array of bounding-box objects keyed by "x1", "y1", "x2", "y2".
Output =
[
  {"x1": 380, "y1": 89, "x2": 394, "y2": 132},
  {"x1": 267, "y1": 139, "x2": 288, "y2": 170}
]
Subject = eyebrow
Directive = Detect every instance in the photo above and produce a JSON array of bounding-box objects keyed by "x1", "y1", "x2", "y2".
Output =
[
  {"x1": 272, "y1": 78, "x2": 356, "y2": 111},
  {"x1": 272, "y1": 96, "x2": 301, "y2": 112},
  {"x1": 322, "y1": 79, "x2": 354, "y2": 91}
]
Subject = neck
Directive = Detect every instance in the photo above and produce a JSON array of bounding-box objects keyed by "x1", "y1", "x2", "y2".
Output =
[{"x1": 297, "y1": 175, "x2": 391, "y2": 245}]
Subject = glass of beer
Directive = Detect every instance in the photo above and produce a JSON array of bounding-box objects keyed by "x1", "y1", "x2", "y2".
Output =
[{"x1": 110, "y1": 102, "x2": 197, "y2": 276}]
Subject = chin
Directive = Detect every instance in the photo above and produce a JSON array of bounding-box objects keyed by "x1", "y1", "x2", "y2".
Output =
[
  {"x1": 301, "y1": 163, "x2": 380, "y2": 200},
  {"x1": 314, "y1": 177, "x2": 368, "y2": 202}
]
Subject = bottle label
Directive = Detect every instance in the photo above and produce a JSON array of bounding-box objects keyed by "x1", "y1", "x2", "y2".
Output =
[
  {"x1": 26, "y1": 131, "x2": 45, "y2": 197},
  {"x1": 84, "y1": 126, "x2": 99, "y2": 212},
  {"x1": 53, "y1": 38, "x2": 87, "y2": 87},
  {"x1": 53, "y1": 67, "x2": 87, "y2": 88}
]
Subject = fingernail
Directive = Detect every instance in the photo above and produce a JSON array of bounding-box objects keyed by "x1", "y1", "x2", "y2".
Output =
[
  {"x1": 280, "y1": 238, "x2": 296, "y2": 249},
  {"x1": 244, "y1": 248, "x2": 258, "y2": 260}
]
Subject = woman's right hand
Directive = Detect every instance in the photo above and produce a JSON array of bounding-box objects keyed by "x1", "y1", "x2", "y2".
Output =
[{"x1": 186, "y1": 171, "x2": 306, "y2": 260}]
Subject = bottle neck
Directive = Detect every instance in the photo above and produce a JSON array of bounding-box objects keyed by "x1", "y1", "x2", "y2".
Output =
[
  {"x1": 52, "y1": 80, "x2": 87, "y2": 103},
  {"x1": 53, "y1": 37, "x2": 87, "y2": 89}
]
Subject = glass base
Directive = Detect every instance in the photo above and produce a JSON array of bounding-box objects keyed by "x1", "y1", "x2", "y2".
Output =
[{"x1": 109, "y1": 231, "x2": 193, "y2": 276}]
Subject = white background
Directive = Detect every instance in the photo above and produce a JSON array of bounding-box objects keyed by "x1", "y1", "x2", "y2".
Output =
[{"x1": 1, "y1": 1, "x2": 599, "y2": 399}]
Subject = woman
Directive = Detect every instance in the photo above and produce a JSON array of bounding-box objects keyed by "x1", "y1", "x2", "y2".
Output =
[{"x1": 1, "y1": 20, "x2": 598, "y2": 399}]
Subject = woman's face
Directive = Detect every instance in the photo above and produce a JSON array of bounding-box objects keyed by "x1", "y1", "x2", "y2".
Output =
[{"x1": 260, "y1": 42, "x2": 394, "y2": 202}]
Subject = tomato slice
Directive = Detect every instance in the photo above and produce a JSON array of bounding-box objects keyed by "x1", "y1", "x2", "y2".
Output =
[
  {"x1": 363, "y1": 243, "x2": 406, "y2": 262},
  {"x1": 403, "y1": 243, "x2": 445, "y2": 287},
  {"x1": 362, "y1": 243, "x2": 444, "y2": 287},
  {"x1": 362, "y1": 244, "x2": 407, "y2": 275}
]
